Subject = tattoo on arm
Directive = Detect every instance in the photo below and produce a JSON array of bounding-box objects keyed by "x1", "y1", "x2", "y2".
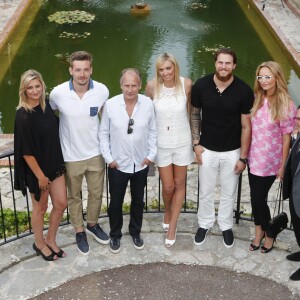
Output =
[{"x1": 191, "y1": 106, "x2": 201, "y2": 141}]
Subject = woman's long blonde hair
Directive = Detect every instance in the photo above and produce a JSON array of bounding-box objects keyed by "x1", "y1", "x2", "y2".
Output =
[
  {"x1": 17, "y1": 69, "x2": 46, "y2": 112},
  {"x1": 154, "y1": 53, "x2": 182, "y2": 97},
  {"x1": 251, "y1": 61, "x2": 292, "y2": 121}
]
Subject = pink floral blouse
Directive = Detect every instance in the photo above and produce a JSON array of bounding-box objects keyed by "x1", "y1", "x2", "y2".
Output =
[{"x1": 248, "y1": 98, "x2": 296, "y2": 176}]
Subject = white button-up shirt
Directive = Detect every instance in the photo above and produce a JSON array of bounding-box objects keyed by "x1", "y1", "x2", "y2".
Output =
[{"x1": 99, "y1": 94, "x2": 157, "y2": 173}]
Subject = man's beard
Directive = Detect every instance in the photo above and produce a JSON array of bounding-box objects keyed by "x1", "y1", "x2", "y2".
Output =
[{"x1": 215, "y1": 71, "x2": 233, "y2": 82}]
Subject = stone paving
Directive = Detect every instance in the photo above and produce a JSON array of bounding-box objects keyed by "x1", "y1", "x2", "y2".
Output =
[
  {"x1": 1, "y1": 213, "x2": 300, "y2": 299},
  {"x1": 0, "y1": 214, "x2": 295, "y2": 296}
]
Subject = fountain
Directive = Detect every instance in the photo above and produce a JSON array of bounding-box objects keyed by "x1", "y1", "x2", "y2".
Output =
[{"x1": 131, "y1": 1, "x2": 150, "y2": 14}]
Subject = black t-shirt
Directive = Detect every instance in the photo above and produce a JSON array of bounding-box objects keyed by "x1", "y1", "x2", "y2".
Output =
[
  {"x1": 14, "y1": 101, "x2": 65, "y2": 200},
  {"x1": 191, "y1": 74, "x2": 254, "y2": 151}
]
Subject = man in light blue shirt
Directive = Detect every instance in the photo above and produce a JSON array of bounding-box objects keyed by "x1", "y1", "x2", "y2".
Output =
[{"x1": 99, "y1": 68, "x2": 157, "y2": 253}]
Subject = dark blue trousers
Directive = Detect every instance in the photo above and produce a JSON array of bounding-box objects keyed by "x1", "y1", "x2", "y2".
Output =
[{"x1": 107, "y1": 166, "x2": 148, "y2": 239}]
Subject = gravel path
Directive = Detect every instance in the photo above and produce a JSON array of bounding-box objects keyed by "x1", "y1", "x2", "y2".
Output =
[{"x1": 32, "y1": 263, "x2": 299, "y2": 300}]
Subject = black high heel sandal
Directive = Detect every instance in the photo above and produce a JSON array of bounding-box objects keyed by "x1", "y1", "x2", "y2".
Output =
[
  {"x1": 249, "y1": 233, "x2": 265, "y2": 251},
  {"x1": 261, "y1": 237, "x2": 275, "y2": 254},
  {"x1": 46, "y1": 244, "x2": 67, "y2": 258},
  {"x1": 261, "y1": 244, "x2": 273, "y2": 253},
  {"x1": 33, "y1": 243, "x2": 58, "y2": 261}
]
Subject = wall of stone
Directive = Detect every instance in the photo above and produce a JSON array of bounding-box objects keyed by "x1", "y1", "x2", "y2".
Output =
[{"x1": 290, "y1": 0, "x2": 300, "y2": 10}]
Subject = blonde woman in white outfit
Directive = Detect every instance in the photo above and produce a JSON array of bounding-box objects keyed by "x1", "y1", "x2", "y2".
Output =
[{"x1": 145, "y1": 53, "x2": 194, "y2": 247}]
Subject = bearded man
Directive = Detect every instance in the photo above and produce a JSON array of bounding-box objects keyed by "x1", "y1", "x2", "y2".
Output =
[{"x1": 191, "y1": 48, "x2": 254, "y2": 248}]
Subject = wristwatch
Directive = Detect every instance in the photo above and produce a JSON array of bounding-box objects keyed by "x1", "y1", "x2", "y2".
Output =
[
  {"x1": 239, "y1": 158, "x2": 248, "y2": 164},
  {"x1": 193, "y1": 142, "x2": 201, "y2": 148}
]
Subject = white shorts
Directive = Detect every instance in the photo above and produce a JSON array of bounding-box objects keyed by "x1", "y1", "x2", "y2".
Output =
[{"x1": 155, "y1": 144, "x2": 195, "y2": 167}]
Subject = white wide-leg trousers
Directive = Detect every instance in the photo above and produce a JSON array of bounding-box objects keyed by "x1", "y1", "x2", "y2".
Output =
[{"x1": 197, "y1": 148, "x2": 240, "y2": 231}]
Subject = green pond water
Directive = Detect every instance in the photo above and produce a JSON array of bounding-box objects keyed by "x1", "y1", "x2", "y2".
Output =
[{"x1": 0, "y1": 0, "x2": 299, "y2": 133}]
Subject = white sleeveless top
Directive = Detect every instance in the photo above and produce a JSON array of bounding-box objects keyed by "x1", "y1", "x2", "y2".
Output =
[{"x1": 153, "y1": 77, "x2": 192, "y2": 148}]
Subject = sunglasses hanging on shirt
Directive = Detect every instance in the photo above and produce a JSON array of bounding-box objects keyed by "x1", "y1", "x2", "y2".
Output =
[{"x1": 128, "y1": 118, "x2": 134, "y2": 134}]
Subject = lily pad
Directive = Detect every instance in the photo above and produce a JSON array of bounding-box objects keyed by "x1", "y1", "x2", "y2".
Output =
[
  {"x1": 48, "y1": 10, "x2": 95, "y2": 25},
  {"x1": 54, "y1": 53, "x2": 70, "y2": 64},
  {"x1": 190, "y1": 3, "x2": 208, "y2": 9},
  {"x1": 197, "y1": 44, "x2": 227, "y2": 54},
  {"x1": 58, "y1": 31, "x2": 92, "y2": 39}
]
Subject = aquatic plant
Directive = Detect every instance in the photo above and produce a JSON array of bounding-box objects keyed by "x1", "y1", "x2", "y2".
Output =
[
  {"x1": 58, "y1": 31, "x2": 91, "y2": 39},
  {"x1": 54, "y1": 53, "x2": 70, "y2": 64},
  {"x1": 190, "y1": 3, "x2": 207, "y2": 9},
  {"x1": 47, "y1": 10, "x2": 95, "y2": 24},
  {"x1": 197, "y1": 44, "x2": 227, "y2": 53}
]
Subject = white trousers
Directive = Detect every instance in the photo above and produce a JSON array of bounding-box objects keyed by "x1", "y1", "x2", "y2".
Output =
[{"x1": 197, "y1": 148, "x2": 240, "y2": 231}]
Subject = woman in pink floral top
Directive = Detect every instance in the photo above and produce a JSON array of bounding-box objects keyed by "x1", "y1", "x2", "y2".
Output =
[{"x1": 248, "y1": 61, "x2": 296, "y2": 253}]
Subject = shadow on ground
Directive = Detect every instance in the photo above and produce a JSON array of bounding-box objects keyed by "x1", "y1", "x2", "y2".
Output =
[{"x1": 32, "y1": 262, "x2": 299, "y2": 300}]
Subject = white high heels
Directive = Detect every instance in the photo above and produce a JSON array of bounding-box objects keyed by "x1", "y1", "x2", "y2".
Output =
[
  {"x1": 165, "y1": 229, "x2": 177, "y2": 248},
  {"x1": 162, "y1": 223, "x2": 169, "y2": 232},
  {"x1": 165, "y1": 237, "x2": 176, "y2": 248}
]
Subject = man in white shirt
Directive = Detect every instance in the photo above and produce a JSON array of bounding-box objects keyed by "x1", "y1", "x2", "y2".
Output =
[
  {"x1": 50, "y1": 51, "x2": 109, "y2": 255},
  {"x1": 99, "y1": 68, "x2": 157, "y2": 254}
]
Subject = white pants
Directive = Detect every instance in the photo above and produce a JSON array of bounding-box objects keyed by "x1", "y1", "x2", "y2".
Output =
[{"x1": 197, "y1": 148, "x2": 240, "y2": 231}]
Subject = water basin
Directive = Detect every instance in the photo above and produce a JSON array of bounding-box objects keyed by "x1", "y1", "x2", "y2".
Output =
[{"x1": 0, "y1": 0, "x2": 299, "y2": 133}]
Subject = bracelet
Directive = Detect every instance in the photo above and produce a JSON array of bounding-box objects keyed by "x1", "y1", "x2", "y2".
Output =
[
  {"x1": 239, "y1": 158, "x2": 248, "y2": 164},
  {"x1": 193, "y1": 142, "x2": 201, "y2": 148}
]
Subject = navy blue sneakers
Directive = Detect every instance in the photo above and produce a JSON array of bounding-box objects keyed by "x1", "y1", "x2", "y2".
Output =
[
  {"x1": 86, "y1": 224, "x2": 110, "y2": 245},
  {"x1": 76, "y1": 232, "x2": 90, "y2": 255}
]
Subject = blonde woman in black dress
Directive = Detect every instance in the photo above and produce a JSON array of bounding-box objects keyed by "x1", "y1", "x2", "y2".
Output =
[{"x1": 14, "y1": 70, "x2": 67, "y2": 261}]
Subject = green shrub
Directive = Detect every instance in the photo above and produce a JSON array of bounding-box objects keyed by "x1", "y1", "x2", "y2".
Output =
[
  {"x1": 0, "y1": 199, "x2": 197, "y2": 238},
  {"x1": 148, "y1": 198, "x2": 164, "y2": 209},
  {"x1": 183, "y1": 201, "x2": 197, "y2": 210},
  {"x1": 0, "y1": 208, "x2": 68, "y2": 239},
  {"x1": 0, "y1": 208, "x2": 30, "y2": 238}
]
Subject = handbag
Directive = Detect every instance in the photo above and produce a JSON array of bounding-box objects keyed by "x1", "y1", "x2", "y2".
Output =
[{"x1": 266, "y1": 182, "x2": 289, "y2": 238}]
